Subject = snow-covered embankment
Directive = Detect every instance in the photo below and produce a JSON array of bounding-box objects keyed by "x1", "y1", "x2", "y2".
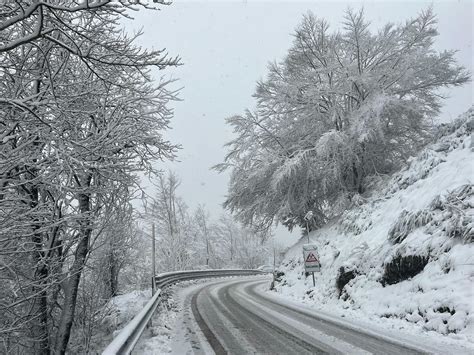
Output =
[{"x1": 272, "y1": 108, "x2": 474, "y2": 349}]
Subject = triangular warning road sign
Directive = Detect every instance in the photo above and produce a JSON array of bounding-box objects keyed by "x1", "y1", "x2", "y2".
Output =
[{"x1": 306, "y1": 252, "x2": 318, "y2": 263}]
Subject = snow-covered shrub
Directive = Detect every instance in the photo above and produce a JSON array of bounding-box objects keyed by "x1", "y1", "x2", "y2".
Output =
[
  {"x1": 339, "y1": 200, "x2": 377, "y2": 235},
  {"x1": 428, "y1": 184, "x2": 473, "y2": 243},
  {"x1": 274, "y1": 270, "x2": 286, "y2": 282},
  {"x1": 336, "y1": 267, "x2": 358, "y2": 297},
  {"x1": 389, "y1": 184, "x2": 473, "y2": 244},
  {"x1": 434, "y1": 107, "x2": 473, "y2": 141},
  {"x1": 388, "y1": 210, "x2": 434, "y2": 244},
  {"x1": 384, "y1": 107, "x2": 473, "y2": 197},
  {"x1": 388, "y1": 150, "x2": 446, "y2": 194},
  {"x1": 382, "y1": 254, "x2": 429, "y2": 285},
  {"x1": 270, "y1": 270, "x2": 287, "y2": 290}
]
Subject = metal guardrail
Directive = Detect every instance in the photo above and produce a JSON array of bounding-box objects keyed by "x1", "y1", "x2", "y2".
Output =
[{"x1": 102, "y1": 269, "x2": 265, "y2": 355}]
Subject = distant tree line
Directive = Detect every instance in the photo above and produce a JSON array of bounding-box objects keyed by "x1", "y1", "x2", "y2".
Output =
[
  {"x1": 148, "y1": 171, "x2": 269, "y2": 273},
  {"x1": 216, "y1": 8, "x2": 469, "y2": 233}
]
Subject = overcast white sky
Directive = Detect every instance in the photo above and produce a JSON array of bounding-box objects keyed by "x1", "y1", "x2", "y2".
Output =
[{"x1": 126, "y1": 0, "x2": 472, "y2": 246}]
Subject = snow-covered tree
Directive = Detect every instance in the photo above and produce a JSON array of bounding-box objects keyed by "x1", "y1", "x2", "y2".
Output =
[
  {"x1": 0, "y1": 2, "x2": 179, "y2": 353},
  {"x1": 192, "y1": 204, "x2": 215, "y2": 268},
  {"x1": 147, "y1": 172, "x2": 269, "y2": 271},
  {"x1": 150, "y1": 171, "x2": 194, "y2": 272},
  {"x1": 213, "y1": 214, "x2": 268, "y2": 269},
  {"x1": 216, "y1": 8, "x2": 470, "y2": 232}
]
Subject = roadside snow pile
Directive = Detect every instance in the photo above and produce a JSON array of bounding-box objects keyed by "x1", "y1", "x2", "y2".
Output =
[
  {"x1": 91, "y1": 289, "x2": 151, "y2": 352},
  {"x1": 272, "y1": 107, "x2": 474, "y2": 346},
  {"x1": 101, "y1": 290, "x2": 151, "y2": 336},
  {"x1": 134, "y1": 287, "x2": 180, "y2": 354}
]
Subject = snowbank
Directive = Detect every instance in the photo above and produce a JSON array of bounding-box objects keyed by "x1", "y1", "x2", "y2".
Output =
[
  {"x1": 133, "y1": 287, "x2": 180, "y2": 354},
  {"x1": 88, "y1": 289, "x2": 151, "y2": 353},
  {"x1": 101, "y1": 290, "x2": 152, "y2": 336},
  {"x1": 272, "y1": 107, "x2": 474, "y2": 349}
]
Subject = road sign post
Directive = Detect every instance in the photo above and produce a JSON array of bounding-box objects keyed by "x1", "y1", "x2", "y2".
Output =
[
  {"x1": 303, "y1": 244, "x2": 321, "y2": 287},
  {"x1": 304, "y1": 211, "x2": 313, "y2": 244}
]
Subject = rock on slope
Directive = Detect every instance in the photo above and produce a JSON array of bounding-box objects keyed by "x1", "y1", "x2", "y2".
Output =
[{"x1": 272, "y1": 107, "x2": 473, "y2": 346}]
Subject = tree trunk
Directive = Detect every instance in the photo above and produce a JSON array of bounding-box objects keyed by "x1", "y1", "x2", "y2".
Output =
[
  {"x1": 109, "y1": 251, "x2": 118, "y2": 297},
  {"x1": 32, "y1": 266, "x2": 49, "y2": 355},
  {"x1": 30, "y1": 185, "x2": 50, "y2": 355},
  {"x1": 29, "y1": 60, "x2": 49, "y2": 354},
  {"x1": 54, "y1": 190, "x2": 91, "y2": 354}
]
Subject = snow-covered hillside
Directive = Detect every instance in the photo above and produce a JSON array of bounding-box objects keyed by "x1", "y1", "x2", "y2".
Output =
[{"x1": 272, "y1": 107, "x2": 473, "y2": 348}]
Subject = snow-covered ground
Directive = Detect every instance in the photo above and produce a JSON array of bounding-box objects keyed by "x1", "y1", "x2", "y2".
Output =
[
  {"x1": 133, "y1": 280, "x2": 215, "y2": 355},
  {"x1": 99, "y1": 285, "x2": 183, "y2": 354},
  {"x1": 271, "y1": 108, "x2": 474, "y2": 350},
  {"x1": 133, "y1": 286, "x2": 180, "y2": 354},
  {"x1": 90, "y1": 289, "x2": 152, "y2": 353}
]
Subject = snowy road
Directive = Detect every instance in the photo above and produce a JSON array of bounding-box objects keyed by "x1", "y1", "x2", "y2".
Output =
[{"x1": 178, "y1": 276, "x2": 428, "y2": 355}]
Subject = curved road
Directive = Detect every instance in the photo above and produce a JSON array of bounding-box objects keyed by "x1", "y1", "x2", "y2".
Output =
[{"x1": 178, "y1": 276, "x2": 428, "y2": 355}]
